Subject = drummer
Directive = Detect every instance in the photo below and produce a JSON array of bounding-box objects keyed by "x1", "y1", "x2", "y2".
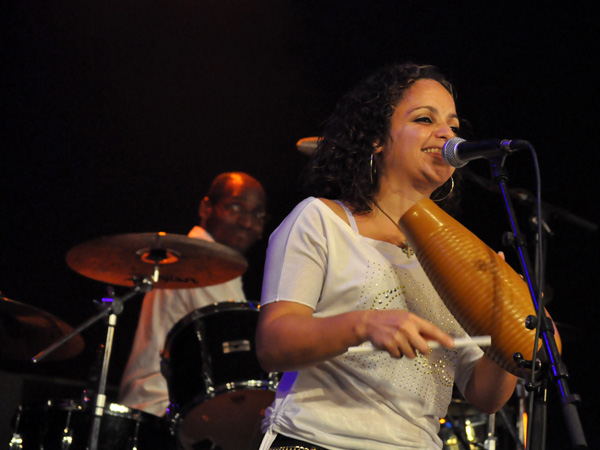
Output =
[{"x1": 118, "y1": 171, "x2": 268, "y2": 416}]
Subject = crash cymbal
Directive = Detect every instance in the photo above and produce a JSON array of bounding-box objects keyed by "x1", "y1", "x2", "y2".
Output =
[
  {"x1": 66, "y1": 232, "x2": 248, "y2": 289},
  {"x1": 0, "y1": 295, "x2": 85, "y2": 362}
]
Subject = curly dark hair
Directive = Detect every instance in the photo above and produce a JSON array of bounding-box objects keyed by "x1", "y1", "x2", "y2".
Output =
[{"x1": 305, "y1": 62, "x2": 462, "y2": 214}]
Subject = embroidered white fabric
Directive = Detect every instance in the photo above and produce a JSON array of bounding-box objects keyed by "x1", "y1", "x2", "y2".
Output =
[{"x1": 259, "y1": 198, "x2": 483, "y2": 450}]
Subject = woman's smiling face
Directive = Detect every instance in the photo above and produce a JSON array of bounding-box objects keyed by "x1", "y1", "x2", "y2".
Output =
[{"x1": 378, "y1": 78, "x2": 459, "y2": 195}]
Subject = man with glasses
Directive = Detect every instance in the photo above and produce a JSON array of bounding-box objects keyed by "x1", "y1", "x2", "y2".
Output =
[{"x1": 118, "y1": 172, "x2": 268, "y2": 417}]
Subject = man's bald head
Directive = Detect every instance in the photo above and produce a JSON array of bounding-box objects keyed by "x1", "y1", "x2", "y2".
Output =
[{"x1": 206, "y1": 172, "x2": 265, "y2": 205}]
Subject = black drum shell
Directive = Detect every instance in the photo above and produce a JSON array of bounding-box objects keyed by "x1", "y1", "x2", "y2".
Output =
[
  {"x1": 160, "y1": 301, "x2": 277, "y2": 450},
  {"x1": 161, "y1": 301, "x2": 273, "y2": 409},
  {"x1": 11, "y1": 399, "x2": 175, "y2": 450}
]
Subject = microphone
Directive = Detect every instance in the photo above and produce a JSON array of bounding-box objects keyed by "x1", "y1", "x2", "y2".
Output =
[
  {"x1": 296, "y1": 136, "x2": 320, "y2": 156},
  {"x1": 441, "y1": 137, "x2": 529, "y2": 168}
]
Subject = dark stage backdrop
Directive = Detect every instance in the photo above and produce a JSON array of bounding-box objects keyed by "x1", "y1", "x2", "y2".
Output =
[{"x1": 2, "y1": 1, "x2": 599, "y2": 448}]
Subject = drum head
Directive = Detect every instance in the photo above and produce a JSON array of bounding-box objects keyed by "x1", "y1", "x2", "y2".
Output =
[{"x1": 176, "y1": 389, "x2": 274, "y2": 450}]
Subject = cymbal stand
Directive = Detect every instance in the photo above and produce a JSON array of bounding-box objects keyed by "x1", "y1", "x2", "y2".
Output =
[
  {"x1": 483, "y1": 413, "x2": 496, "y2": 450},
  {"x1": 487, "y1": 151, "x2": 587, "y2": 449},
  {"x1": 33, "y1": 277, "x2": 153, "y2": 450}
]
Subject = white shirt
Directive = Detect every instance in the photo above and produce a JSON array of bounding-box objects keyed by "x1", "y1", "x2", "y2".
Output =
[
  {"x1": 260, "y1": 198, "x2": 482, "y2": 450},
  {"x1": 118, "y1": 226, "x2": 246, "y2": 416}
]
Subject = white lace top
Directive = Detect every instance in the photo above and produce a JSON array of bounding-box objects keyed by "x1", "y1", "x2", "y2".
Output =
[{"x1": 260, "y1": 197, "x2": 483, "y2": 450}]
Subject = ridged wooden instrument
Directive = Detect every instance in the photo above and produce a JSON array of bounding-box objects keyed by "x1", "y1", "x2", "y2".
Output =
[{"x1": 399, "y1": 199, "x2": 560, "y2": 376}]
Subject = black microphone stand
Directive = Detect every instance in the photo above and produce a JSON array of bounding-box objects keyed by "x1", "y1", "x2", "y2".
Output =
[
  {"x1": 487, "y1": 154, "x2": 587, "y2": 450},
  {"x1": 32, "y1": 277, "x2": 154, "y2": 450}
]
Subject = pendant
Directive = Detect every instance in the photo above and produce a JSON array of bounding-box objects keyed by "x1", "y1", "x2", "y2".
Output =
[{"x1": 401, "y1": 241, "x2": 414, "y2": 258}]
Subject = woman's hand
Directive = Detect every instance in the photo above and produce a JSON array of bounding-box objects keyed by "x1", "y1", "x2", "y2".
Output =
[
  {"x1": 256, "y1": 301, "x2": 454, "y2": 372},
  {"x1": 357, "y1": 309, "x2": 454, "y2": 358}
]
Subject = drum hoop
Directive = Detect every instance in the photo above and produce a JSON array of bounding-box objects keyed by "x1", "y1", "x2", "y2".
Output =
[
  {"x1": 13, "y1": 400, "x2": 173, "y2": 446},
  {"x1": 21, "y1": 398, "x2": 83, "y2": 412},
  {"x1": 101, "y1": 403, "x2": 145, "y2": 420},
  {"x1": 212, "y1": 379, "x2": 274, "y2": 394},
  {"x1": 167, "y1": 380, "x2": 275, "y2": 427},
  {"x1": 174, "y1": 379, "x2": 274, "y2": 407}
]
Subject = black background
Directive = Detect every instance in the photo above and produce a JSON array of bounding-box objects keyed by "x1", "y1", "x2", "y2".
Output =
[{"x1": 2, "y1": 1, "x2": 599, "y2": 448}]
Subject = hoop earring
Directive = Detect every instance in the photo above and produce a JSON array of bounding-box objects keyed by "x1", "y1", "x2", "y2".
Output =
[
  {"x1": 370, "y1": 152, "x2": 377, "y2": 185},
  {"x1": 432, "y1": 176, "x2": 454, "y2": 202}
]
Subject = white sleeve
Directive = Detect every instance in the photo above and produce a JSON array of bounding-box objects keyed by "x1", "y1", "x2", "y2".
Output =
[
  {"x1": 118, "y1": 288, "x2": 187, "y2": 415},
  {"x1": 453, "y1": 342, "x2": 484, "y2": 396},
  {"x1": 118, "y1": 284, "x2": 241, "y2": 414},
  {"x1": 261, "y1": 198, "x2": 329, "y2": 310}
]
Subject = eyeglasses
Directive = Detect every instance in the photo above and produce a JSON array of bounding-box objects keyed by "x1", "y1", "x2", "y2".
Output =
[{"x1": 218, "y1": 201, "x2": 270, "y2": 225}]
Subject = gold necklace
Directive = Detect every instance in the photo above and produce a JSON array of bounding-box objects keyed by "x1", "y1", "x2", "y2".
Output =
[{"x1": 372, "y1": 200, "x2": 414, "y2": 258}]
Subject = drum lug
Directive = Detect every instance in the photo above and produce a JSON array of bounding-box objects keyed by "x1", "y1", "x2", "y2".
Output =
[
  {"x1": 9, "y1": 407, "x2": 23, "y2": 450},
  {"x1": 60, "y1": 408, "x2": 75, "y2": 450},
  {"x1": 8, "y1": 433, "x2": 23, "y2": 450},
  {"x1": 268, "y1": 372, "x2": 281, "y2": 390},
  {"x1": 222, "y1": 339, "x2": 251, "y2": 353}
]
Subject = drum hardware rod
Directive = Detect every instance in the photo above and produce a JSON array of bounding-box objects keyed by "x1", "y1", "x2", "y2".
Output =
[
  {"x1": 85, "y1": 278, "x2": 153, "y2": 450},
  {"x1": 143, "y1": 247, "x2": 169, "y2": 283},
  {"x1": 488, "y1": 153, "x2": 587, "y2": 449},
  {"x1": 62, "y1": 407, "x2": 75, "y2": 448},
  {"x1": 515, "y1": 382, "x2": 527, "y2": 449},
  {"x1": 496, "y1": 405, "x2": 525, "y2": 450},
  {"x1": 86, "y1": 313, "x2": 115, "y2": 450},
  {"x1": 525, "y1": 379, "x2": 550, "y2": 450},
  {"x1": 9, "y1": 406, "x2": 24, "y2": 450},
  {"x1": 32, "y1": 277, "x2": 153, "y2": 363},
  {"x1": 483, "y1": 413, "x2": 496, "y2": 450},
  {"x1": 27, "y1": 278, "x2": 151, "y2": 450}
]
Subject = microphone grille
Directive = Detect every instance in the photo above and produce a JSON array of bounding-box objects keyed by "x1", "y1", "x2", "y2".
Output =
[{"x1": 442, "y1": 137, "x2": 467, "y2": 168}]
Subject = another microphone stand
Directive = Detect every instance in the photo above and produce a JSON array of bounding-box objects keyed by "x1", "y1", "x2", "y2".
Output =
[
  {"x1": 487, "y1": 154, "x2": 587, "y2": 450},
  {"x1": 461, "y1": 170, "x2": 598, "y2": 234},
  {"x1": 32, "y1": 277, "x2": 154, "y2": 450}
]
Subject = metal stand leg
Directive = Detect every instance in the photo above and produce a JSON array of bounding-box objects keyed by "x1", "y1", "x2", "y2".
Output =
[{"x1": 87, "y1": 312, "x2": 118, "y2": 450}]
